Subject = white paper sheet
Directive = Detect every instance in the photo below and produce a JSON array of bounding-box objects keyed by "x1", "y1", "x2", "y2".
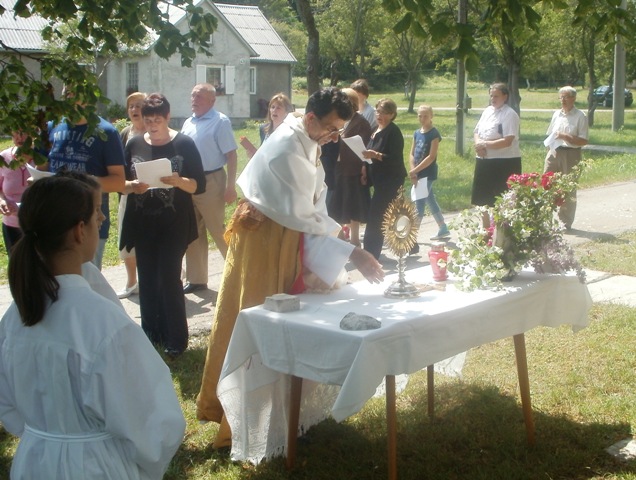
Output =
[
  {"x1": 26, "y1": 164, "x2": 53, "y2": 181},
  {"x1": 341, "y1": 135, "x2": 372, "y2": 164},
  {"x1": 410, "y1": 178, "x2": 429, "y2": 201},
  {"x1": 543, "y1": 131, "x2": 565, "y2": 158},
  {"x1": 134, "y1": 158, "x2": 174, "y2": 189}
]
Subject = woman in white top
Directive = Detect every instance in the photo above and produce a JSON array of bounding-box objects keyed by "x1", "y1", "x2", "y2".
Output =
[
  {"x1": 0, "y1": 173, "x2": 185, "y2": 479},
  {"x1": 472, "y1": 83, "x2": 522, "y2": 222}
]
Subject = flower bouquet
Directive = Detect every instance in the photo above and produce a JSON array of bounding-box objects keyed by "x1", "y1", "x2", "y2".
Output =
[{"x1": 448, "y1": 168, "x2": 586, "y2": 291}]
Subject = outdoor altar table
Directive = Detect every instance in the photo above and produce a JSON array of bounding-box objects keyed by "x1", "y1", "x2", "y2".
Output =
[{"x1": 217, "y1": 267, "x2": 592, "y2": 478}]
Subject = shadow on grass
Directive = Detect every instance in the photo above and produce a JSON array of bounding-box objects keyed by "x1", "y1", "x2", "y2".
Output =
[
  {"x1": 166, "y1": 349, "x2": 636, "y2": 480},
  {"x1": 259, "y1": 382, "x2": 636, "y2": 480},
  {"x1": 568, "y1": 229, "x2": 624, "y2": 244}
]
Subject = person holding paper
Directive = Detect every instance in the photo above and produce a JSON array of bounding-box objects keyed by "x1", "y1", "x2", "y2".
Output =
[
  {"x1": 544, "y1": 86, "x2": 588, "y2": 229},
  {"x1": 0, "y1": 132, "x2": 34, "y2": 255},
  {"x1": 471, "y1": 83, "x2": 521, "y2": 227},
  {"x1": 409, "y1": 105, "x2": 449, "y2": 249},
  {"x1": 195, "y1": 88, "x2": 384, "y2": 449},
  {"x1": 361, "y1": 98, "x2": 407, "y2": 260},
  {"x1": 328, "y1": 88, "x2": 372, "y2": 247},
  {"x1": 120, "y1": 93, "x2": 206, "y2": 357}
]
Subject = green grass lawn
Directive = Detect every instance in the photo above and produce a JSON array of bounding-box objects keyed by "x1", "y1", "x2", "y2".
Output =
[{"x1": 6, "y1": 231, "x2": 635, "y2": 478}]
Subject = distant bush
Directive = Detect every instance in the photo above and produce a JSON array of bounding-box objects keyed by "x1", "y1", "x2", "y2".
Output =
[
  {"x1": 113, "y1": 118, "x2": 130, "y2": 132},
  {"x1": 292, "y1": 76, "x2": 307, "y2": 93},
  {"x1": 107, "y1": 103, "x2": 127, "y2": 122}
]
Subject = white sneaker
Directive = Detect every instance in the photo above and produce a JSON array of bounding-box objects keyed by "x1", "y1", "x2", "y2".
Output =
[{"x1": 117, "y1": 283, "x2": 139, "y2": 299}]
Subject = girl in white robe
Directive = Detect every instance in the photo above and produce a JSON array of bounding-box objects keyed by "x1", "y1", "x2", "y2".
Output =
[{"x1": 0, "y1": 174, "x2": 185, "y2": 479}]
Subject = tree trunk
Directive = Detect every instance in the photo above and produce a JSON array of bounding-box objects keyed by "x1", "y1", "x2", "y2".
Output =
[
  {"x1": 407, "y1": 72, "x2": 418, "y2": 113},
  {"x1": 295, "y1": 0, "x2": 321, "y2": 94},
  {"x1": 583, "y1": 29, "x2": 597, "y2": 126},
  {"x1": 507, "y1": 60, "x2": 522, "y2": 115}
]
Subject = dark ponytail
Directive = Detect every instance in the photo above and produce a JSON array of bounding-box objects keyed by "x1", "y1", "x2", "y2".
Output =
[{"x1": 8, "y1": 175, "x2": 97, "y2": 326}]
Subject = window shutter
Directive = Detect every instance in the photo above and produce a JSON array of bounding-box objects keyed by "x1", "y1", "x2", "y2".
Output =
[
  {"x1": 196, "y1": 65, "x2": 207, "y2": 84},
  {"x1": 225, "y1": 66, "x2": 235, "y2": 95}
]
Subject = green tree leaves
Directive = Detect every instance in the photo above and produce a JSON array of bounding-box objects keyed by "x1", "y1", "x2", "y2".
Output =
[{"x1": 1, "y1": 0, "x2": 217, "y2": 166}]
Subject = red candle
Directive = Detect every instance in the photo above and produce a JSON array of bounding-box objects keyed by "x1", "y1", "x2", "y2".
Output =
[{"x1": 429, "y1": 242, "x2": 448, "y2": 281}]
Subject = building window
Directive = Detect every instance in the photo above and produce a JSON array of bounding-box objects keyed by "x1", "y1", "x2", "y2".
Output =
[
  {"x1": 249, "y1": 67, "x2": 256, "y2": 94},
  {"x1": 196, "y1": 65, "x2": 235, "y2": 95},
  {"x1": 206, "y1": 67, "x2": 224, "y2": 91},
  {"x1": 126, "y1": 62, "x2": 139, "y2": 95}
]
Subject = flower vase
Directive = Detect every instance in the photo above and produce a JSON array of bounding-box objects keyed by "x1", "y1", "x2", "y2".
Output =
[{"x1": 493, "y1": 223, "x2": 518, "y2": 281}]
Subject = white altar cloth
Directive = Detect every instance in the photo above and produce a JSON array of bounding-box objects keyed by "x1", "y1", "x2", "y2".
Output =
[{"x1": 217, "y1": 268, "x2": 592, "y2": 463}]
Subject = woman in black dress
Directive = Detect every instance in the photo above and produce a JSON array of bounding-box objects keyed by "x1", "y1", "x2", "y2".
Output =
[
  {"x1": 120, "y1": 93, "x2": 205, "y2": 356},
  {"x1": 362, "y1": 98, "x2": 407, "y2": 260}
]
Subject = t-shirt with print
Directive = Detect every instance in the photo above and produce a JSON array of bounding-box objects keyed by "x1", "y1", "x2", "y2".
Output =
[{"x1": 47, "y1": 117, "x2": 126, "y2": 238}]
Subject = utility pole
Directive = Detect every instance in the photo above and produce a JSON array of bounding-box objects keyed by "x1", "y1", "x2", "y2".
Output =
[
  {"x1": 612, "y1": 0, "x2": 627, "y2": 131},
  {"x1": 455, "y1": 0, "x2": 468, "y2": 155}
]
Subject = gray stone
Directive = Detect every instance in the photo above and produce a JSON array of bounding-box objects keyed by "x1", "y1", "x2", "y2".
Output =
[
  {"x1": 606, "y1": 438, "x2": 636, "y2": 462},
  {"x1": 340, "y1": 312, "x2": 381, "y2": 331}
]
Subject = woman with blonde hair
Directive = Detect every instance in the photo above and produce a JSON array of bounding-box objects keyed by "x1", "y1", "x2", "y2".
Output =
[
  {"x1": 116, "y1": 91, "x2": 146, "y2": 299},
  {"x1": 260, "y1": 92, "x2": 294, "y2": 142},
  {"x1": 241, "y1": 93, "x2": 294, "y2": 158}
]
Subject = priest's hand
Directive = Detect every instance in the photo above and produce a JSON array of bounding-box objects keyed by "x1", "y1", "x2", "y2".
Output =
[{"x1": 350, "y1": 247, "x2": 384, "y2": 284}]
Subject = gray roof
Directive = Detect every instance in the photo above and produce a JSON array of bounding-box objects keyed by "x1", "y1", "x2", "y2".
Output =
[
  {"x1": 215, "y1": 3, "x2": 296, "y2": 64},
  {"x1": 0, "y1": 0, "x2": 48, "y2": 52},
  {"x1": 0, "y1": 0, "x2": 296, "y2": 65},
  {"x1": 167, "y1": 1, "x2": 296, "y2": 64}
]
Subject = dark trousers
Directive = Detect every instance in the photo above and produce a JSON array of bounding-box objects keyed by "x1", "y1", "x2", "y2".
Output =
[
  {"x1": 135, "y1": 230, "x2": 189, "y2": 353},
  {"x1": 364, "y1": 177, "x2": 404, "y2": 259},
  {"x1": 2, "y1": 224, "x2": 22, "y2": 256}
]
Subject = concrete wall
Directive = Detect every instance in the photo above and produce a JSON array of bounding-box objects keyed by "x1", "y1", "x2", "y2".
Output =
[
  {"x1": 249, "y1": 62, "x2": 294, "y2": 118},
  {"x1": 105, "y1": 7, "x2": 254, "y2": 124}
]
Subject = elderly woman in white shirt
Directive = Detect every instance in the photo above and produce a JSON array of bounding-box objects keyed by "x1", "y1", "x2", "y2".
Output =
[{"x1": 472, "y1": 83, "x2": 521, "y2": 225}]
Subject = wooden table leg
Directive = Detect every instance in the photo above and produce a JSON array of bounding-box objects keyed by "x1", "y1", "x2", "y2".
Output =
[
  {"x1": 427, "y1": 365, "x2": 434, "y2": 418},
  {"x1": 286, "y1": 375, "x2": 303, "y2": 470},
  {"x1": 386, "y1": 374, "x2": 397, "y2": 480},
  {"x1": 513, "y1": 333, "x2": 536, "y2": 446}
]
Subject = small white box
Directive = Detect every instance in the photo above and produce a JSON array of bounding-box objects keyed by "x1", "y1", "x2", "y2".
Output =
[{"x1": 264, "y1": 293, "x2": 300, "y2": 312}]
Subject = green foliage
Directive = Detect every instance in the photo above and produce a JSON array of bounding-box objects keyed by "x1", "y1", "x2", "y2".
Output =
[
  {"x1": 0, "y1": 0, "x2": 218, "y2": 165},
  {"x1": 106, "y1": 103, "x2": 128, "y2": 122},
  {"x1": 449, "y1": 168, "x2": 586, "y2": 290}
]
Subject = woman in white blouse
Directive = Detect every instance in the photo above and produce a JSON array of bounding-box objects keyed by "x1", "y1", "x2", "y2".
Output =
[{"x1": 472, "y1": 83, "x2": 522, "y2": 225}]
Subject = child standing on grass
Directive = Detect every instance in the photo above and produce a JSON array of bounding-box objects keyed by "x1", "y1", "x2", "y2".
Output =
[{"x1": 409, "y1": 105, "x2": 449, "y2": 253}]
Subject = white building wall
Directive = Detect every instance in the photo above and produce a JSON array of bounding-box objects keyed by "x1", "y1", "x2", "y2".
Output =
[{"x1": 103, "y1": 4, "x2": 280, "y2": 123}]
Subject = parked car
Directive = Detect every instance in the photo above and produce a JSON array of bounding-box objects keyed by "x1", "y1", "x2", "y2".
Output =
[{"x1": 592, "y1": 86, "x2": 634, "y2": 107}]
